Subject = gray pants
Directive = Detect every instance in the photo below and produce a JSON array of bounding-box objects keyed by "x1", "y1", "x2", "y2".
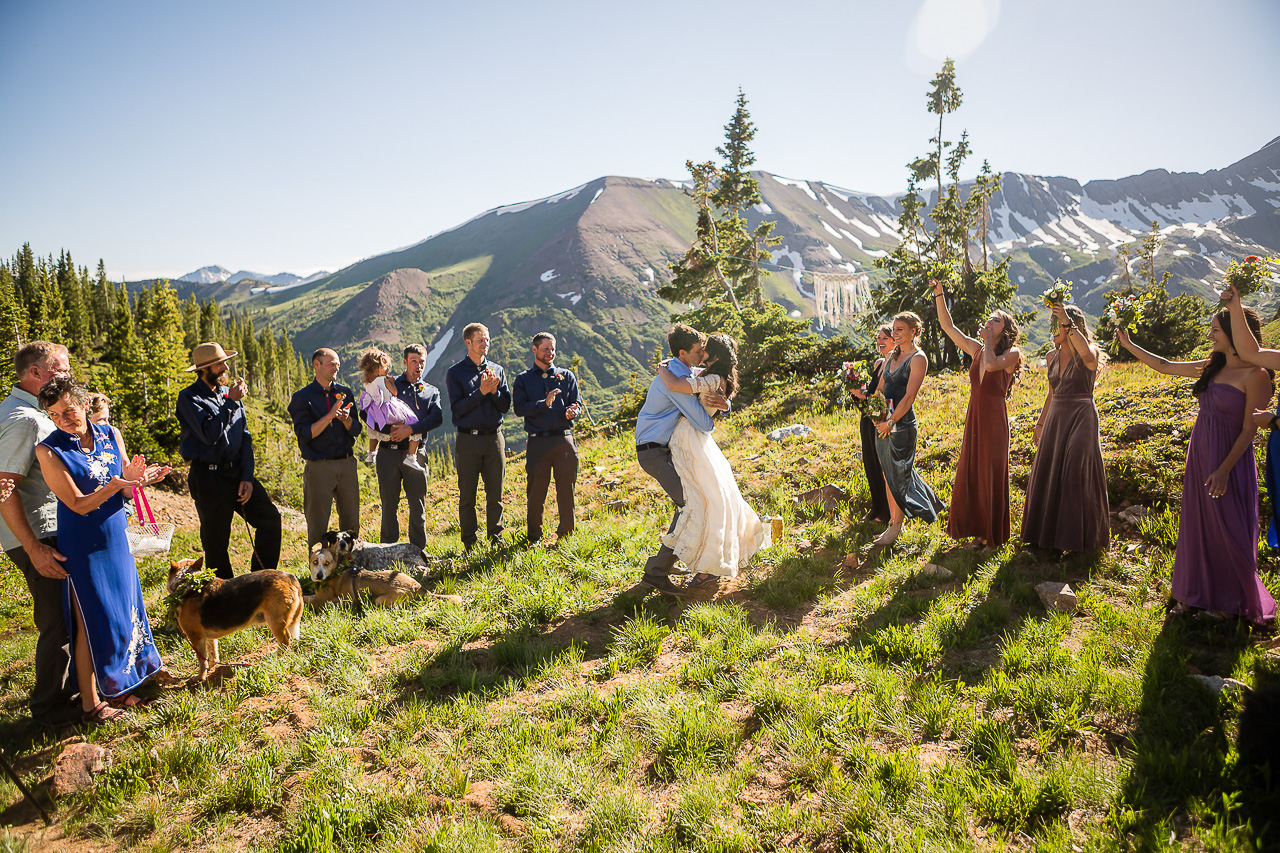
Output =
[
  {"x1": 303, "y1": 456, "x2": 360, "y2": 547},
  {"x1": 456, "y1": 432, "x2": 505, "y2": 548},
  {"x1": 376, "y1": 443, "x2": 427, "y2": 547},
  {"x1": 7, "y1": 540, "x2": 76, "y2": 720},
  {"x1": 637, "y1": 445, "x2": 684, "y2": 575},
  {"x1": 526, "y1": 435, "x2": 578, "y2": 542}
]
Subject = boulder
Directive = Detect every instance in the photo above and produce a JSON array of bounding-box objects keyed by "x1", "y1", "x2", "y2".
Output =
[
  {"x1": 1120, "y1": 423, "x2": 1155, "y2": 441},
  {"x1": 51, "y1": 742, "x2": 113, "y2": 797},
  {"x1": 766, "y1": 424, "x2": 812, "y2": 442},
  {"x1": 1036, "y1": 581, "x2": 1078, "y2": 613},
  {"x1": 1189, "y1": 674, "x2": 1250, "y2": 695},
  {"x1": 919, "y1": 563, "x2": 954, "y2": 581},
  {"x1": 796, "y1": 484, "x2": 848, "y2": 513}
]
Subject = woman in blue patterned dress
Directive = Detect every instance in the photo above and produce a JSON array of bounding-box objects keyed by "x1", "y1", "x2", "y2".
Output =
[{"x1": 35, "y1": 377, "x2": 168, "y2": 723}]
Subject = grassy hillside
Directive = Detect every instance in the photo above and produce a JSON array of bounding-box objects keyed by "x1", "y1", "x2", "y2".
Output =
[{"x1": 4, "y1": 363, "x2": 1278, "y2": 851}]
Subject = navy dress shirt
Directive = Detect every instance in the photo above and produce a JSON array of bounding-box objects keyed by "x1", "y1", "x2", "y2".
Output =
[
  {"x1": 176, "y1": 377, "x2": 255, "y2": 480},
  {"x1": 393, "y1": 373, "x2": 444, "y2": 441},
  {"x1": 512, "y1": 365, "x2": 580, "y2": 433},
  {"x1": 287, "y1": 380, "x2": 363, "y2": 460},
  {"x1": 445, "y1": 357, "x2": 511, "y2": 432}
]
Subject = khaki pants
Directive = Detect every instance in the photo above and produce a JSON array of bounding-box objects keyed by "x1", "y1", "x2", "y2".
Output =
[{"x1": 303, "y1": 456, "x2": 360, "y2": 547}]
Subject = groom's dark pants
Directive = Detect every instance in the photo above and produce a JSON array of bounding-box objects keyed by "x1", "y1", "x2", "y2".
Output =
[{"x1": 637, "y1": 443, "x2": 684, "y2": 576}]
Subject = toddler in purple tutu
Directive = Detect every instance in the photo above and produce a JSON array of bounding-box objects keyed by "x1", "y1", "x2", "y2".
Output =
[{"x1": 357, "y1": 347, "x2": 424, "y2": 473}]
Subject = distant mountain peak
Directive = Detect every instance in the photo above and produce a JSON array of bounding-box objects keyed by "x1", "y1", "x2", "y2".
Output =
[{"x1": 177, "y1": 265, "x2": 231, "y2": 284}]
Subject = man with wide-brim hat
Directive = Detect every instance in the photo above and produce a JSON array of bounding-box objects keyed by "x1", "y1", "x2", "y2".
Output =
[{"x1": 176, "y1": 341, "x2": 281, "y2": 579}]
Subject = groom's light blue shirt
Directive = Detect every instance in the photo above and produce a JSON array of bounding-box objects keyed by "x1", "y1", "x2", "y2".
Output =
[{"x1": 635, "y1": 358, "x2": 717, "y2": 446}]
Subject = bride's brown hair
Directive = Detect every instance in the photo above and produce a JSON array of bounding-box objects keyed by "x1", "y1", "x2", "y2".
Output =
[{"x1": 703, "y1": 334, "x2": 739, "y2": 399}]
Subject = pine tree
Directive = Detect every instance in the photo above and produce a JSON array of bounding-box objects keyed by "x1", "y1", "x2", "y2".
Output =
[
  {"x1": 871, "y1": 59, "x2": 1016, "y2": 369},
  {"x1": 182, "y1": 294, "x2": 201, "y2": 351},
  {"x1": 662, "y1": 89, "x2": 779, "y2": 331},
  {"x1": 0, "y1": 264, "x2": 26, "y2": 389}
]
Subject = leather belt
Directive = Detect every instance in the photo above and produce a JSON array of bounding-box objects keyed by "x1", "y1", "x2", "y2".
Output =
[
  {"x1": 311, "y1": 453, "x2": 353, "y2": 461},
  {"x1": 193, "y1": 461, "x2": 239, "y2": 472},
  {"x1": 529, "y1": 430, "x2": 572, "y2": 437},
  {"x1": 459, "y1": 428, "x2": 498, "y2": 436},
  {"x1": 636, "y1": 442, "x2": 668, "y2": 452}
]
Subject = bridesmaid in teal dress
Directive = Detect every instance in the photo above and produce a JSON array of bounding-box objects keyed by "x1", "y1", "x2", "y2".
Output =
[
  {"x1": 35, "y1": 376, "x2": 169, "y2": 723},
  {"x1": 871, "y1": 311, "x2": 943, "y2": 545}
]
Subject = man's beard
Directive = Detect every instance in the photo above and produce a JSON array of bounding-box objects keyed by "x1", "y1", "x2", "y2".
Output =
[{"x1": 203, "y1": 368, "x2": 229, "y2": 387}]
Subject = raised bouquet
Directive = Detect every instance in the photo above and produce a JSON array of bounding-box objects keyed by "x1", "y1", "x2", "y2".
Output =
[
  {"x1": 923, "y1": 258, "x2": 961, "y2": 298},
  {"x1": 1106, "y1": 291, "x2": 1153, "y2": 330},
  {"x1": 1221, "y1": 255, "x2": 1280, "y2": 302},
  {"x1": 1042, "y1": 279, "x2": 1073, "y2": 334}
]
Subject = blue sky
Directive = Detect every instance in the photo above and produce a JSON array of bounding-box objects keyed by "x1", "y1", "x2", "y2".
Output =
[{"x1": 2, "y1": 0, "x2": 1276, "y2": 280}]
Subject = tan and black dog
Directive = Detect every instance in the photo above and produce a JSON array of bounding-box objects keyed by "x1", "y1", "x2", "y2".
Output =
[
  {"x1": 307, "y1": 531, "x2": 461, "y2": 608},
  {"x1": 167, "y1": 557, "x2": 304, "y2": 681}
]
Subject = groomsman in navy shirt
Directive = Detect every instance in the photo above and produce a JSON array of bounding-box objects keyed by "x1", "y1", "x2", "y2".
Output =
[
  {"x1": 288, "y1": 348, "x2": 363, "y2": 547},
  {"x1": 445, "y1": 323, "x2": 511, "y2": 550},
  {"x1": 512, "y1": 332, "x2": 580, "y2": 546},
  {"x1": 379, "y1": 343, "x2": 443, "y2": 547}
]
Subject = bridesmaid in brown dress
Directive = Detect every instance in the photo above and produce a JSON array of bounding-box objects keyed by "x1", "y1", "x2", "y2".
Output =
[
  {"x1": 931, "y1": 279, "x2": 1023, "y2": 547},
  {"x1": 1022, "y1": 303, "x2": 1110, "y2": 552}
]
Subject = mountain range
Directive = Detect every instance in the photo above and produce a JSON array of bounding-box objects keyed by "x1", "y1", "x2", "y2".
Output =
[{"x1": 157, "y1": 136, "x2": 1280, "y2": 416}]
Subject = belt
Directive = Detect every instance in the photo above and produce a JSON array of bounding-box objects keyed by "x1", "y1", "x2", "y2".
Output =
[
  {"x1": 193, "y1": 461, "x2": 239, "y2": 472},
  {"x1": 529, "y1": 430, "x2": 572, "y2": 437},
  {"x1": 636, "y1": 442, "x2": 668, "y2": 452},
  {"x1": 458, "y1": 428, "x2": 498, "y2": 436},
  {"x1": 309, "y1": 453, "x2": 353, "y2": 461}
]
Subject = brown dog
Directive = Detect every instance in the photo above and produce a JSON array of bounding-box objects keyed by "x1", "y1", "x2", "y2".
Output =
[{"x1": 167, "y1": 557, "x2": 304, "y2": 681}]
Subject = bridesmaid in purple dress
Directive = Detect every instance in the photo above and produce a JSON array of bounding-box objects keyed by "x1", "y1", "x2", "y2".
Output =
[{"x1": 1117, "y1": 308, "x2": 1276, "y2": 624}]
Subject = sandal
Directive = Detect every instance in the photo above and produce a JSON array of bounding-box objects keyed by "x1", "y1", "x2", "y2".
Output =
[
  {"x1": 106, "y1": 693, "x2": 153, "y2": 710},
  {"x1": 82, "y1": 701, "x2": 127, "y2": 724},
  {"x1": 1169, "y1": 602, "x2": 1193, "y2": 616},
  {"x1": 687, "y1": 573, "x2": 719, "y2": 589}
]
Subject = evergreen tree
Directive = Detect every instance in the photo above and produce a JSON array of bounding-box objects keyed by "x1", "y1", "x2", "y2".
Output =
[
  {"x1": 0, "y1": 264, "x2": 26, "y2": 389},
  {"x1": 182, "y1": 294, "x2": 201, "y2": 351},
  {"x1": 1095, "y1": 221, "x2": 1205, "y2": 360},
  {"x1": 661, "y1": 89, "x2": 780, "y2": 331},
  {"x1": 870, "y1": 59, "x2": 1015, "y2": 369}
]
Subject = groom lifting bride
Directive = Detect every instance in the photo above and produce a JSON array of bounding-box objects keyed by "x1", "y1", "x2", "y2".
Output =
[{"x1": 635, "y1": 324, "x2": 771, "y2": 597}]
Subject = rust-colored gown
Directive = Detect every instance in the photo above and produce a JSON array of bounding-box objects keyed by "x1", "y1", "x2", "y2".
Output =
[{"x1": 948, "y1": 351, "x2": 1013, "y2": 546}]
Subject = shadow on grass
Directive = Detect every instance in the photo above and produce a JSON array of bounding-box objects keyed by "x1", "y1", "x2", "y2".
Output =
[{"x1": 1116, "y1": 614, "x2": 1280, "y2": 847}]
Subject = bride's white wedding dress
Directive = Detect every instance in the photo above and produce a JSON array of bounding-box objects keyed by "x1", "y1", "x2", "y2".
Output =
[{"x1": 660, "y1": 373, "x2": 771, "y2": 577}]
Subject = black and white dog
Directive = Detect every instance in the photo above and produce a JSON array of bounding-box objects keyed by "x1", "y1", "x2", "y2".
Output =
[{"x1": 308, "y1": 530, "x2": 429, "y2": 582}]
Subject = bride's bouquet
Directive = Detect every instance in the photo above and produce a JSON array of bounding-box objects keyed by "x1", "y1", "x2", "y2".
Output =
[
  {"x1": 1042, "y1": 279, "x2": 1073, "y2": 334},
  {"x1": 1220, "y1": 255, "x2": 1279, "y2": 303},
  {"x1": 922, "y1": 258, "x2": 961, "y2": 299}
]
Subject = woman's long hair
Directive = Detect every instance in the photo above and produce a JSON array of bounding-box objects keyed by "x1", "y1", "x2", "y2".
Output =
[
  {"x1": 1193, "y1": 306, "x2": 1272, "y2": 396},
  {"x1": 990, "y1": 309, "x2": 1022, "y2": 398},
  {"x1": 703, "y1": 334, "x2": 739, "y2": 399},
  {"x1": 889, "y1": 312, "x2": 922, "y2": 362},
  {"x1": 1058, "y1": 305, "x2": 1108, "y2": 371}
]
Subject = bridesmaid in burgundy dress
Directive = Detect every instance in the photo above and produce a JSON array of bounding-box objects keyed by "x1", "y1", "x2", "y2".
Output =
[
  {"x1": 1117, "y1": 308, "x2": 1276, "y2": 624},
  {"x1": 1022, "y1": 304, "x2": 1110, "y2": 552},
  {"x1": 931, "y1": 279, "x2": 1023, "y2": 548}
]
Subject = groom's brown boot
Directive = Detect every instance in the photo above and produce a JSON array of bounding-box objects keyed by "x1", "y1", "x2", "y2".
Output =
[{"x1": 639, "y1": 573, "x2": 688, "y2": 598}]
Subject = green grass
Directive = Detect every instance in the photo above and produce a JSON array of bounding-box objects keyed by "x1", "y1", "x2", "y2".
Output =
[{"x1": 2, "y1": 362, "x2": 1279, "y2": 850}]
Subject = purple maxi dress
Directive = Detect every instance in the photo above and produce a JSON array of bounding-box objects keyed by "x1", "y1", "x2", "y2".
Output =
[{"x1": 1172, "y1": 382, "x2": 1276, "y2": 624}]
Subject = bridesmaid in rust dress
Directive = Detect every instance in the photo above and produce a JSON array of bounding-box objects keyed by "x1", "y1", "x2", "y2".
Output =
[
  {"x1": 931, "y1": 280, "x2": 1023, "y2": 548},
  {"x1": 1022, "y1": 304, "x2": 1110, "y2": 552}
]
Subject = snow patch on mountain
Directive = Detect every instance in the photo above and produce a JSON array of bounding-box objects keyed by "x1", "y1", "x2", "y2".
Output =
[
  {"x1": 770, "y1": 246, "x2": 810, "y2": 297},
  {"x1": 541, "y1": 269, "x2": 559, "y2": 282},
  {"x1": 422, "y1": 328, "x2": 456, "y2": 375},
  {"x1": 850, "y1": 218, "x2": 879, "y2": 238},
  {"x1": 495, "y1": 182, "x2": 588, "y2": 216},
  {"x1": 178, "y1": 265, "x2": 231, "y2": 284},
  {"x1": 771, "y1": 175, "x2": 818, "y2": 201},
  {"x1": 590, "y1": 188, "x2": 604, "y2": 205}
]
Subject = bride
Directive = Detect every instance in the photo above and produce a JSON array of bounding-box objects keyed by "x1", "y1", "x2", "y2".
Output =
[{"x1": 655, "y1": 334, "x2": 770, "y2": 587}]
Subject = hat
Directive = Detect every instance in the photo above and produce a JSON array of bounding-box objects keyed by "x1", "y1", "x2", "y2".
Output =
[{"x1": 185, "y1": 342, "x2": 237, "y2": 372}]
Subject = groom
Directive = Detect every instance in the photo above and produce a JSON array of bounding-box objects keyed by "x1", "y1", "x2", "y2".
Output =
[{"x1": 634, "y1": 324, "x2": 728, "y2": 596}]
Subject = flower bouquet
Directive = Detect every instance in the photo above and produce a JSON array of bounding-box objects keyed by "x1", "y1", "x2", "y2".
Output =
[
  {"x1": 862, "y1": 391, "x2": 890, "y2": 423},
  {"x1": 1042, "y1": 279, "x2": 1073, "y2": 334},
  {"x1": 923, "y1": 258, "x2": 961, "y2": 299},
  {"x1": 841, "y1": 361, "x2": 872, "y2": 402},
  {"x1": 1221, "y1": 255, "x2": 1280, "y2": 303},
  {"x1": 1106, "y1": 291, "x2": 1153, "y2": 330}
]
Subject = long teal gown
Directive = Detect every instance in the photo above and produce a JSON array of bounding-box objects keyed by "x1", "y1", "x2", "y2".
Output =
[
  {"x1": 40, "y1": 423, "x2": 162, "y2": 698},
  {"x1": 874, "y1": 352, "x2": 943, "y2": 522}
]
